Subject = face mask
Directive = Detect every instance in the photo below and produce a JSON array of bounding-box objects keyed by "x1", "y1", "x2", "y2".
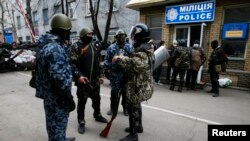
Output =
[{"x1": 81, "y1": 36, "x2": 92, "y2": 44}]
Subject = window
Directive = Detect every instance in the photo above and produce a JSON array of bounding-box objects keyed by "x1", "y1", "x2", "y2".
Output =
[
  {"x1": 86, "y1": 0, "x2": 96, "y2": 16},
  {"x1": 26, "y1": 36, "x2": 31, "y2": 42},
  {"x1": 43, "y1": 8, "x2": 49, "y2": 25},
  {"x1": 222, "y1": 5, "x2": 250, "y2": 58},
  {"x1": 17, "y1": 16, "x2": 21, "y2": 29},
  {"x1": 54, "y1": 5, "x2": 61, "y2": 14},
  {"x1": 146, "y1": 14, "x2": 162, "y2": 43},
  {"x1": 32, "y1": 11, "x2": 38, "y2": 27},
  {"x1": 107, "y1": 0, "x2": 119, "y2": 12},
  {"x1": 69, "y1": 2, "x2": 77, "y2": 19}
]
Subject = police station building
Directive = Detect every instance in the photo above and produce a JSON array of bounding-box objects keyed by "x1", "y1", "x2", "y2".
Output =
[{"x1": 127, "y1": 0, "x2": 250, "y2": 89}]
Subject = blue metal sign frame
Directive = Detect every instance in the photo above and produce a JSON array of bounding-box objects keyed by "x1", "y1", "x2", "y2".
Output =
[
  {"x1": 221, "y1": 23, "x2": 249, "y2": 40},
  {"x1": 165, "y1": 1, "x2": 215, "y2": 24}
]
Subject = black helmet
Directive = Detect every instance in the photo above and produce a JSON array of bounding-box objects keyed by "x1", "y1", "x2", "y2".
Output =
[
  {"x1": 50, "y1": 14, "x2": 72, "y2": 30},
  {"x1": 178, "y1": 39, "x2": 186, "y2": 47},
  {"x1": 115, "y1": 29, "x2": 127, "y2": 38},
  {"x1": 130, "y1": 23, "x2": 150, "y2": 42}
]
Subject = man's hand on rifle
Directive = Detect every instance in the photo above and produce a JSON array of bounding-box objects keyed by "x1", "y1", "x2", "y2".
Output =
[{"x1": 78, "y1": 76, "x2": 89, "y2": 84}]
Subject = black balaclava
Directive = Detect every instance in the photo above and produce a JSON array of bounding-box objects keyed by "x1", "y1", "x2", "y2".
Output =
[
  {"x1": 51, "y1": 28, "x2": 71, "y2": 43},
  {"x1": 80, "y1": 36, "x2": 92, "y2": 47},
  {"x1": 211, "y1": 40, "x2": 218, "y2": 49}
]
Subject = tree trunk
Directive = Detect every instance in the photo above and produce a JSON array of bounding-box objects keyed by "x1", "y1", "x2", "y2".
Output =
[
  {"x1": 104, "y1": 0, "x2": 113, "y2": 43},
  {"x1": 89, "y1": 0, "x2": 103, "y2": 41},
  {"x1": 0, "y1": 0, "x2": 5, "y2": 42},
  {"x1": 26, "y1": 0, "x2": 35, "y2": 34},
  {"x1": 61, "y1": 0, "x2": 65, "y2": 14},
  {"x1": 65, "y1": 0, "x2": 69, "y2": 16}
]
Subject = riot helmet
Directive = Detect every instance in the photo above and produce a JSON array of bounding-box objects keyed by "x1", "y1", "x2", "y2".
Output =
[
  {"x1": 50, "y1": 14, "x2": 72, "y2": 30},
  {"x1": 130, "y1": 23, "x2": 150, "y2": 44}
]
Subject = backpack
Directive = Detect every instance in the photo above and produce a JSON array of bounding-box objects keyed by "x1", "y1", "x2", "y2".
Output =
[{"x1": 174, "y1": 47, "x2": 190, "y2": 68}]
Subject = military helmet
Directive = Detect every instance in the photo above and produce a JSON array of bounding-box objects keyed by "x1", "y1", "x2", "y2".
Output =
[
  {"x1": 130, "y1": 23, "x2": 150, "y2": 41},
  {"x1": 115, "y1": 29, "x2": 127, "y2": 38},
  {"x1": 50, "y1": 14, "x2": 72, "y2": 30},
  {"x1": 79, "y1": 27, "x2": 93, "y2": 38},
  {"x1": 178, "y1": 39, "x2": 186, "y2": 47}
]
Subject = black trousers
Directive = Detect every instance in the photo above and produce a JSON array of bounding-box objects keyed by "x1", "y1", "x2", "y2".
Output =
[
  {"x1": 166, "y1": 65, "x2": 172, "y2": 81},
  {"x1": 76, "y1": 83, "x2": 101, "y2": 125},
  {"x1": 171, "y1": 68, "x2": 187, "y2": 87},
  {"x1": 209, "y1": 68, "x2": 219, "y2": 93},
  {"x1": 186, "y1": 69, "x2": 198, "y2": 89}
]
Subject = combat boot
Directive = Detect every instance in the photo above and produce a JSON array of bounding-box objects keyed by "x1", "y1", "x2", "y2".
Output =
[
  {"x1": 177, "y1": 87, "x2": 183, "y2": 92},
  {"x1": 119, "y1": 134, "x2": 138, "y2": 141},
  {"x1": 78, "y1": 123, "x2": 85, "y2": 134},
  {"x1": 125, "y1": 126, "x2": 143, "y2": 133},
  {"x1": 170, "y1": 85, "x2": 175, "y2": 91}
]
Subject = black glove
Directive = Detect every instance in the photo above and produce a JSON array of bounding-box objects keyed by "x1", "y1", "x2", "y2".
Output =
[{"x1": 56, "y1": 90, "x2": 76, "y2": 112}]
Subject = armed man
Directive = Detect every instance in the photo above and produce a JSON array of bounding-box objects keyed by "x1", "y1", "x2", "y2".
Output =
[
  {"x1": 104, "y1": 29, "x2": 133, "y2": 116},
  {"x1": 67, "y1": 27, "x2": 107, "y2": 134},
  {"x1": 112, "y1": 23, "x2": 154, "y2": 141},
  {"x1": 169, "y1": 39, "x2": 191, "y2": 92},
  {"x1": 35, "y1": 14, "x2": 75, "y2": 141}
]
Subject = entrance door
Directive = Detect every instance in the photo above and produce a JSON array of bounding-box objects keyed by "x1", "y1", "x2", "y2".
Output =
[{"x1": 174, "y1": 25, "x2": 201, "y2": 47}]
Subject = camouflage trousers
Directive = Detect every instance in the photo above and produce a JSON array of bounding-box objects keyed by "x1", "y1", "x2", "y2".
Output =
[
  {"x1": 44, "y1": 97, "x2": 69, "y2": 141},
  {"x1": 127, "y1": 102, "x2": 142, "y2": 134}
]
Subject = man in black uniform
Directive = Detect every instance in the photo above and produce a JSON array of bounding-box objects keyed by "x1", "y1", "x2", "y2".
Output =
[{"x1": 68, "y1": 27, "x2": 107, "y2": 134}]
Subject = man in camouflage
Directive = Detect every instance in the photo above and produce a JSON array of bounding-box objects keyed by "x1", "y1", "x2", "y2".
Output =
[
  {"x1": 169, "y1": 39, "x2": 190, "y2": 92},
  {"x1": 104, "y1": 29, "x2": 133, "y2": 116},
  {"x1": 36, "y1": 14, "x2": 75, "y2": 141},
  {"x1": 67, "y1": 27, "x2": 107, "y2": 134},
  {"x1": 112, "y1": 23, "x2": 154, "y2": 141}
]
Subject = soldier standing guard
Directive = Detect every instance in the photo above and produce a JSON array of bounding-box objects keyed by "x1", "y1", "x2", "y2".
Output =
[
  {"x1": 36, "y1": 14, "x2": 76, "y2": 141},
  {"x1": 112, "y1": 23, "x2": 154, "y2": 141},
  {"x1": 67, "y1": 27, "x2": 107, "y2": 134}
]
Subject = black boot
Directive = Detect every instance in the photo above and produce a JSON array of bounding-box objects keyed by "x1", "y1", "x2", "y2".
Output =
[
  {"x1": 78, "y1": 123, "x2": 85, "y2": 134},
  {"x1": 119, "y1": 134, "x2": 138, "y2": 141},
  {"x1": 123, "y1": 107, "x2": 128, "y2": 116},
  {"x1": 178, "y1": 87, "x2": 182, "y2": 92},
  {"x1": 170, "y1": 85, "x2": 175, "y2": 90},
  {"x1": 95, "y1": 114, "x2": 108, "y2": 123}
]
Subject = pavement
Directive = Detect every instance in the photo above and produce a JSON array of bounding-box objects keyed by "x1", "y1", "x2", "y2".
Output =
[{"x1": 0, "y1": 71, "x2": 250, "y2": 141}]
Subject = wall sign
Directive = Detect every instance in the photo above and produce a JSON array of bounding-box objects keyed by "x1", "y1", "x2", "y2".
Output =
[
  {"x1": 165, "y1": 1, "x2": 215, "y2": 24},
  {"x1": 222, "y1": 23, "x2": 249, "y2": 40}
]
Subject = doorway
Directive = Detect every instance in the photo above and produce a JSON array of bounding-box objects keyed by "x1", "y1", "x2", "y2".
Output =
[{"x1": 174, "y1": 25, "x2": 201, "y2": 47}]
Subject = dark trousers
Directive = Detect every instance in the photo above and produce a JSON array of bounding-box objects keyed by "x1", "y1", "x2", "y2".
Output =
[
  {"x1": 128, "y1": 103, "x2": 142, "y2": 135},
  {"x1": 171, "y1": 68, "x2": 187, "y2": 88},
  {"x1": 153, "y1": 65, "x2": 162, "y2": 83},
  {"x1": 76, "y1": 83, "x2": 101, "y2": 125},
  {"x1": 44, "y1": 97, "x2": 69, "y2": 141},
  {"x1": 209, "y1": 68, "x2": 219, "y2": 93},
  {"x1": 185, "y1": 69, "x2": 198, "y2": 89}
]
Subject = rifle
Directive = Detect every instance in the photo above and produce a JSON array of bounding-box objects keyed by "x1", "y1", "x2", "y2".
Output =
[
  {"x1": 100, "y1": 90, "x2": 122, "y2": 137},
  {"x1": 7, "y1": 49, "x2": 24, "y2": 62}
]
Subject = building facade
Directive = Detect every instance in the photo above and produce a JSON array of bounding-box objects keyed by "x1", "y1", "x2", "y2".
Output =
[
  {"x1": 127, "y1": 0, "x2": 250, "y2": 89},
  {"x1": 12, "y1": 0, "x2": 139, "y2": 43}
]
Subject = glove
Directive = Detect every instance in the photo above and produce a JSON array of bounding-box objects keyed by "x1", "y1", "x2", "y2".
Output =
[{"x1": 56, "y1": 89, "x2": 76, "y2": 112}]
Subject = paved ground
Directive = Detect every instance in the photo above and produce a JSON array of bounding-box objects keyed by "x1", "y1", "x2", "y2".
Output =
[{"x1": 0, "y1": 71, "x2": 250, "y2": 141}]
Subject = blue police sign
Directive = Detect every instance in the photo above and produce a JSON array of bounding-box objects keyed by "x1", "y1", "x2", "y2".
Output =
[{"x1": 165, "y1": 1, "x2": 215, "y2": 24}]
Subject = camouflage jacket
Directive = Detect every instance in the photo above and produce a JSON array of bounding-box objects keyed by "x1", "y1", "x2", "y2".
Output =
[
  {"x1": 68, "y1": 40, "x2": 101, "y2": 85},
  {"x1": 172, "y1": 46, "x2": 190, "y2": 69},
  {"x1": 115, "y1": 43, "x2": 154, "y2": 104},
  {"x1": 36, "y1": 33, "x2": 72, "y2": 99}
]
